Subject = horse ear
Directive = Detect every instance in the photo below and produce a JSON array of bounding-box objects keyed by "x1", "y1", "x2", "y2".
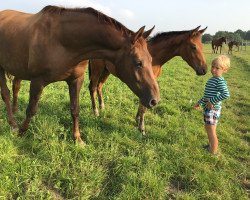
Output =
[
  {"x1": 132, "y1": 26, "x2": 145, "y2": 44},
  {"x1": 199, "y1": 27, "x2": 207, "y2": 34},
  {"x1": 142, "y1": 25, "x2": 155, "y2": 39},
  {"x1": 193, "y1": 26, "x2": 201, "y2": 32},
  {"x1": 190, "y1": 26, "x2": 201, "y2": 36}
]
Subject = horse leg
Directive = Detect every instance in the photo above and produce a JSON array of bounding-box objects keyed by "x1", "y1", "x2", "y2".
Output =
[
  {"x1": 135, "y1": 102, "x2": 147, "y2": 136},
  {"x1": 67, "y1": 76, "x2": 85, "y2": 146},
  {"x1": 212, "y1": 44, "x2": 216, "y2": 54},
  {"x1": 88, "y1": 79, "x2": 99, "y2": 116},
  {"x1": 12, "y1": 78, "x2": 22, "y2": 114},
  {"x1": 0, "y1": 67, "x2": 18, "y2": 130},
  {"x1": 97, "y1": 68, "x2": 110, "y2": 110},
  {"x1": 135, "y1": 103, "x2": 141, "y2": 126},
  {"x1": 19, "y1": 79, "x2": 45, "y2": 134}
]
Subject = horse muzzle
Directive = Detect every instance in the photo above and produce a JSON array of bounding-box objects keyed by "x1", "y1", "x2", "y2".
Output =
[
  {"x1": 196, "y1": 66, "x2": 207, "y2": 76},
  {"x1": 141, "y1": 97, "x2": 160, "y2": 108}
]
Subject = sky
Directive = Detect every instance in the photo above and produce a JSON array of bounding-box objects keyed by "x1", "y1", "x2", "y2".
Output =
[{"x1": 0, "y1": 0, "x2": 249, "y2": 35}]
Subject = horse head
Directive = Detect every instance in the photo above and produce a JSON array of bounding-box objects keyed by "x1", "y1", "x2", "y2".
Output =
[
  {"x1": 180, "y1": 26, "x2": 208, "y2": 75},
  {"x1": 114, "y1": 26, "x2": 160, "y2": 108}
]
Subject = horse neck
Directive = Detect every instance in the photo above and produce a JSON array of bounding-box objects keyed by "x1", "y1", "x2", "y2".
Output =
[
  {"x1": 149, "y1": 34, "x2": 185, "y2": 66},
  {"x1": 58, "y1": 14, "x2": 126, "y2": 61}
]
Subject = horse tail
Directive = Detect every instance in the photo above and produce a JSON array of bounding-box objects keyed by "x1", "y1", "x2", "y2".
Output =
[{"x1": 88, "y1": 60, "x2": 92, "y2": 80}]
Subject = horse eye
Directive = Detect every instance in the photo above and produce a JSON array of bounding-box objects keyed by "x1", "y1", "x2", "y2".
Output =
[
  {"x1": 191, "y1": 45, "x2": 197, "y2": 50},
  {"x1": 136, "y1": 60, "x2": 143, "y2": 68}
]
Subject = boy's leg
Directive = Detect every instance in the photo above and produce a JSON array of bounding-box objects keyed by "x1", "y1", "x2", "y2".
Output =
[{"x1": 205, "y1": 124, "x2": 218, "y2": 154}]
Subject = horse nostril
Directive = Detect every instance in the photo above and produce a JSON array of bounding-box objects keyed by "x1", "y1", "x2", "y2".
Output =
[{"x1": 149, "y1": 99, "x2": 157, "y2": 107}]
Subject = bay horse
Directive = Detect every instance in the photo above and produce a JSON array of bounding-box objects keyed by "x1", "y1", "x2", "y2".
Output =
[
  {"x1": 0, "y1": 6, "x2": 160, "y2": 145},
  {"x1": 211, "y1": 37, "x2": 226, "y2": 54},
  {"x1": 88, "y1": 26, "x2": 208, "y2": 135},
  {"x1": 228, "y1": 41, "x2": 240, "y2": 54}
]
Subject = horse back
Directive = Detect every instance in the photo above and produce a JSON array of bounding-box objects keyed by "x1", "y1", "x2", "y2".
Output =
[
  {"x1": 0, "y1": 10, "x2": 62, "y2": 79},
  {"x1": 0, "y1": 10, "x2": 34, "y2": 45}
]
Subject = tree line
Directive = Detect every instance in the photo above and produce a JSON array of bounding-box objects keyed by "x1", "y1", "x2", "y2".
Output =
[{"x1": 202, "y1": 29, "x2": 250, "y2": 43}]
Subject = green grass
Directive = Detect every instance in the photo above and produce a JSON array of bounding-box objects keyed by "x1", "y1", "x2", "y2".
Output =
[{"x1": 0, "y1": 44, "x2": 249, "y2": 199}]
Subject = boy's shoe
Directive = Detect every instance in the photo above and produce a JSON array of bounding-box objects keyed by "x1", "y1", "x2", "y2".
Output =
[
  {"x1": 202, "y1": 144, "x2": 219, "y2": 156},
  {"x1": 202, "y1": 144, "x2": 210, "y2": 152}
]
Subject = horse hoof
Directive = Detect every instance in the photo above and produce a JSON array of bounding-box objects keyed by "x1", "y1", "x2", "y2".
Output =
[
  {"x1": 75, "y1": 138, "x2": 86, "y2": 147},
  {"x1": 94, "y1": 109, "x2": 99, "y2": 117},
  {"x1": 18, "y1": 127, "x2": 27, "y2": 137},
  {"x1": 100, "y1": 104, "x2": 105, "y2": 110},
  {"x1": 141, "y1": 130, "x2": 146, "y2": 136}
]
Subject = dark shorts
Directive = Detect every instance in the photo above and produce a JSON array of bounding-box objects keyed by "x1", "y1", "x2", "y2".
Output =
[{"x1": 203, "y1": 108, "x2": 221, "y2": 125}]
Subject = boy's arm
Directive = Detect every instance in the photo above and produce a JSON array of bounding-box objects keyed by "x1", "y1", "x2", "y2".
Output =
[
  {"x1": 210, "y1": 80, "x2": 230, "y2": 104},
  {"x1": 198, "y1": 97, "x2": 206, "y2": 106},
  {"x1": 193, "y1": 97, "x2": 205, "y2": 110}
]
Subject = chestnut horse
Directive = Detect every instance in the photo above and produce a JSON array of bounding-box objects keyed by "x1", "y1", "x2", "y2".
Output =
[
  {"x1": 0, "y1": 6, "x2": 160, "y2": 145},
  {"x1": 228, "y1": 41, "x2": 240, "y2": 54},
  {"x1": 88, "y1": 26, "x2": 208, "y2": 134},
  {"x1": 211, "y1": 37, "x2": 226, "y2": 54}
]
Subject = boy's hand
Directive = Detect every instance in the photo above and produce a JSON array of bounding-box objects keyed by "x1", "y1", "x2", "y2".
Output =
[
  {"x1": 193, "y1": 103, "x2": 201, "y2": 110},
  {"x1": 206, "y1": 101, "x2": 214, "y2": 109}
]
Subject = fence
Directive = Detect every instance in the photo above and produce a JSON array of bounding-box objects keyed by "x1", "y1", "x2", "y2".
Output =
[{"x1": 240, "y1": 40, "x2": 250, "y2": 51}]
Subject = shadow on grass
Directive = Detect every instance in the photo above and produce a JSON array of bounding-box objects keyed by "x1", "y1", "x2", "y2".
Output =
[
  {"x1": 167, "y1": 173, "x2": 197, "y2": 198},
  {"x1": 91, "y1": 160, "x2": 124, "y2": 199},
  {"x1": 2, "y1": 97, "x2": 154, "y2": 198}
]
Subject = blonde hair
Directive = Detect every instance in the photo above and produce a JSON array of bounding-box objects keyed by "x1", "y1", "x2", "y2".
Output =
[{"x1": 212, "y1": 55, "x2": 230, "y2": 71}]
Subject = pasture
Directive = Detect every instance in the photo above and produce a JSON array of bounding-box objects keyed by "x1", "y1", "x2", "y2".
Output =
[{"x1": 0, "y1": 44, "x2": 249, "y2": 199}]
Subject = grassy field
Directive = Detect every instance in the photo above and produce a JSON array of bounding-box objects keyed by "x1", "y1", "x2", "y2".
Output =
[{"x1": 0, "y1": 44, "x2": 249, "y2": 199}]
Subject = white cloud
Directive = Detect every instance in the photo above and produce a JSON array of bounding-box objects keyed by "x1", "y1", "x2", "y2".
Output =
[{"x1": 119, "y1": 9, "x2": 134, "y2": 20}]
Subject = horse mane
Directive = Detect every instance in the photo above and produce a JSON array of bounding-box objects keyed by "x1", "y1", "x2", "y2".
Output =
[
  {"x1": 40, "y1": 5, "x2": 133, "y2": 36},
  {"x1": 149, "y1": 30, "x2": 190, "y2": 43}
]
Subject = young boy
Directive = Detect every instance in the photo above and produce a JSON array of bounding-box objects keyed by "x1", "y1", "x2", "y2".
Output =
[{"x1": 193, "y1": 55, "x2": 230, "y2": 154}]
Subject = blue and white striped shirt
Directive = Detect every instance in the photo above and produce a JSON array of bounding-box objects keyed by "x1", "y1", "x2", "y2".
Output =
[{"x1": 198, "y1": 76, "x2": 230, "y2": 109}]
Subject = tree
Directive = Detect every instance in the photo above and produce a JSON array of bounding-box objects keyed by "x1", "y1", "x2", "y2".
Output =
[
  {"x1": 202, "y1": 33, "x2": 212, "y2": 43},
  {"x1": 214, "y1": 31, "x2": 227, "y2": 39},
  {"x1": 213, "y1": 31, "x2": 244, "y2": 42},
  {"x1": 227, "y1": 32, "x2": 242, "y2": 42},
  {"x1": 245, "y1": 30, "x2": 250, "y2": 40},
  {"x1": 235, "y1": 29, "x2": 246, "y2": 39}
]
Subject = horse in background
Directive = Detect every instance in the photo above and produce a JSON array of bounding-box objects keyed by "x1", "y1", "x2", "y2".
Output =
[
  {"x1": 0, "y1": 6, "x2": 159, "y2": 145},
  {"x1": 212, "y1": 37, "x2": 227, "y2": 54},
  {"x1": 228, "y1": 41, "x2": 240, "y2": 54},
  {"x1": 88, "y1": 26, "x2": 208, "y2": 135}
]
